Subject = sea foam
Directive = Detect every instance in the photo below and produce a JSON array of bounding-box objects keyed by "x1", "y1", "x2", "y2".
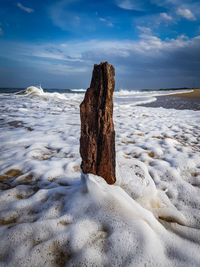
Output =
[{"x1": 0, "y1": 86, "x2": 199, "y2": 266}]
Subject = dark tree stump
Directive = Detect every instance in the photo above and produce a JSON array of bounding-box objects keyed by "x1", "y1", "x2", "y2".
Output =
[{"x1": 80, "y1": 62, "x2": 116, "y2": 184}]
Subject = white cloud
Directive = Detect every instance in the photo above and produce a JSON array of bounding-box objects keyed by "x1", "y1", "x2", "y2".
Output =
[
  {"x1": 151, "y1": 0, "x2": 180, "y2": 7},
  {"x1": 34, "y1": 52, "x2": 65, "y2": 61},
  {"x1": 2, "y1": 34, "x2": 199, "y2": 64},
  {"x1": 107, "y1": 22, "x2": 114, "y2": 27},
  {"x1": 1, "y1": 33, "x2": 200, "y2": 88},
  {"x1": 160, "y1": 12, "x2": 173, "y2": 21},
  {"x1": 118, "y1": 0, "x2": 133, "y2": 10},
  {"x1": 31, "y1": 35, "x2": 200, "y2": 62},
  {"x1": 34, "y1": 61, "x2": 88, "y2": 75},
  {"x1": 117, "y1": 0, "x2": 144, "y2": 11},
  {"x1": 99, "y1": 18, "x2": 114, "y2": 27},
  {"x1": 17, "y1": 3, "x2": 34, "y2": 13},
  {"x1": 99, "y1": 18, "x2": 106, "y2": 22},
  {"x1": 0, "y1": 27, "x2": 3, "y2": 36},
  {"x1": 34, "y1": 52, "x2": 83, "y2": 62},
  {"x1": 137, "y1": 26, "x2": 152, "y2": 34},
  {"x1": 176, "y1": 8, "x2": 196, "y2": 20}
]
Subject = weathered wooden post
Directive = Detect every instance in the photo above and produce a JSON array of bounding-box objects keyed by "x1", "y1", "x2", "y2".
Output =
[{"x1": 80, "y1": 62, "x2": 116, "y2": 184}]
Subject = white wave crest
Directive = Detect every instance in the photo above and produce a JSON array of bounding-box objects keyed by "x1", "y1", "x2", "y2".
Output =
[
  {"x1": 114, "y1": 95, "x2": 157, "y2": 106},
  {"x1": 115, "y1": 89, "x2": 193, "y2": 97},
  {"x1": 70, "y1": 88, "x2": 86, "y2": 92},
  {"x1": 17, "y1": 86, "x2": 67, "y2": 101},
  {"x1": 115, "y1": 90, "x2": 141, "y2": 96}
]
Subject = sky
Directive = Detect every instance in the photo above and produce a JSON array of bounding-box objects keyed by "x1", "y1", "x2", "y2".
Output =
[{"x1": 0, "y1": 0, "x2": 200, "y2": 90}]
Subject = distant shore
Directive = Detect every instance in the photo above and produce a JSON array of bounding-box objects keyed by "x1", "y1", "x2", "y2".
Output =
[
  {"x1": 139, "y1": 89, "x2": 200, "y2": 110},
  {"x1": 168, "y1": 89, "x2": 200, "y2": 98}
]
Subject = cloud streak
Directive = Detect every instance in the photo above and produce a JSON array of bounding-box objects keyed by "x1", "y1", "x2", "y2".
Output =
[
  {"x1": 160, "y1": 12, "x2": 173, "y2": 21},
  {"x1": 137, "y1": 26, "x2": 152, "y2": 34},
  {"x1": 99, "y1": 18, "x2": 114, "y2": 27},
  {"x1": 17, "y1": 3, "x2": 34, "y2": 13},
  {"x1": 176, "y1": 8, "x2": 196, "y2": 20},
  {"x1": 117, "y1": 0, "x2": 135, "y2": 10},
  {"x1": 116, "y1": 0, "x2": 146, "y2": 11}
]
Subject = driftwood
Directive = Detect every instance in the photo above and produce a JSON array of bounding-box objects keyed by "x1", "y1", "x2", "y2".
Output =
[{"x1": 80, "y1": 62, "x2": 116, "y2": 184}]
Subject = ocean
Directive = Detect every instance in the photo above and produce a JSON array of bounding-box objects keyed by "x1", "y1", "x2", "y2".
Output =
[
  {"x1": 0, "y1": 86, "x2": 200, "y2": 266},
  {"x1": 0, "y1": 86, "x2": 195, "y2": 107}
]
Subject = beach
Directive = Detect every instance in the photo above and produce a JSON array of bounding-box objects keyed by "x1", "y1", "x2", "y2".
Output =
[
  {"x1": 0, "y1": 87, "x2": 200, "y2": 266},
  {"x1": 1, "y1": 0, "x2": 200, "y2": 264},
  {"x1": 171, "y1": 88, "x2": 200, "y2": 98},
  {"x1": 140, "y1": 89, "x2": 200, "y2": 110}
]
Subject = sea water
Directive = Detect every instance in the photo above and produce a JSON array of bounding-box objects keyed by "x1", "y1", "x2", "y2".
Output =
[
  {"x1": 0, "y1": 86, "x2": 199, "y2": 266},
  {"x1": 0, "y1": 85, "x2": 193, "y2": 105}
]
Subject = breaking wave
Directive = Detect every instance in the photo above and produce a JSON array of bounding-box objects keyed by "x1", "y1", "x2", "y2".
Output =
[{"x1": 16, "y1": 86, "x2": 67, "y2": 100}]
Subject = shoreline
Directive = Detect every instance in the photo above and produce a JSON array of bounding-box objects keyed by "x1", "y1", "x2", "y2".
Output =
[
  {"x1": 139, "y1": 89, "x2": 200, "y2": 110},
  {"x1": 168, "y1": 88, "x2": 200, "y2": 98}
]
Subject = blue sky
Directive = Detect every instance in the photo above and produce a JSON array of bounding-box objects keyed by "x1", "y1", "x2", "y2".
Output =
[{"x1": 0, "y1": 0, "x2": 200, "y2": 89}]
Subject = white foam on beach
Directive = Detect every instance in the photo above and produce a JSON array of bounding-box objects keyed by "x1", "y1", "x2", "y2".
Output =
[
  {"x1": 115, "y1": 89, "x2": 193, "y2": 96},
  {"x1": 114, "y1": 89, "x2": 193, "y2": 106},
  {"x1": 0, "y1": 87, "x2": 200, "y2": 266}
]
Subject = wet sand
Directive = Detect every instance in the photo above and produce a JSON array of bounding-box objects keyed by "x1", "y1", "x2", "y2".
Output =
[
  {"x1": 170, "y1": 89, "x2": 200, "y2": 98},
  {"x1": 140, "y1": 89, "x2": 200, "y2": 110}
]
